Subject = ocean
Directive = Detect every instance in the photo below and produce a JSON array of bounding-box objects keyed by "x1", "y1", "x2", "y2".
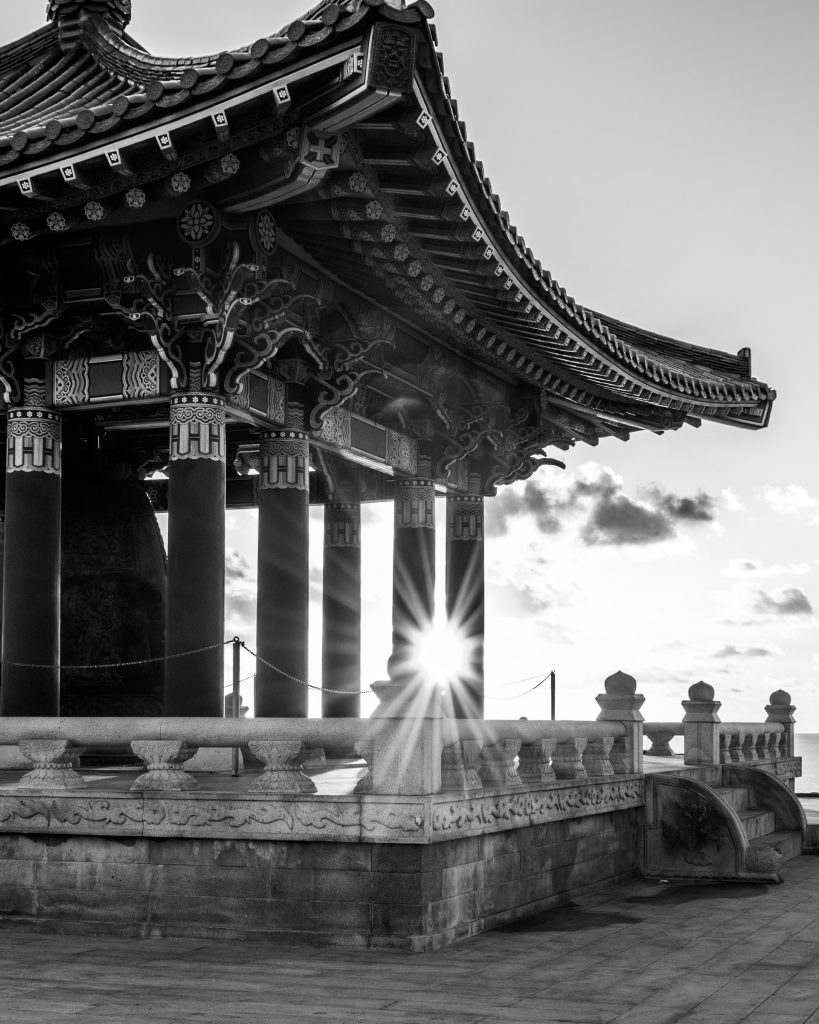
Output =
[{"x1": 796, "y1": 734, "x2": 819, "y2": 795}]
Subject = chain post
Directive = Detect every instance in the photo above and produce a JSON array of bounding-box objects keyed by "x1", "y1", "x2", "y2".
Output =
[{"x1": 231, "y1": 637, "x2": 241, "y2": 777}]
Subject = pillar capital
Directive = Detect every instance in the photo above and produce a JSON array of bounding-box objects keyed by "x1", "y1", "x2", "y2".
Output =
[
  {"x1": 393, "y1": 476, "x2": 435, "y2": 530},
  {"x1": 446, "y1": 492, "x2": 484, "y2": 542},
  {"x1": 324, "y1": 501, "x2": 360, "y2": 548},
  {"x1": 168, "y1": 393, "x2": 225, "y2": 462},
  {"x1": 6, "y1": 407, "x2": 62, "y2": 475},
  {"x1": 259, "y1": 429, "x2": 309, "y2": 491}
]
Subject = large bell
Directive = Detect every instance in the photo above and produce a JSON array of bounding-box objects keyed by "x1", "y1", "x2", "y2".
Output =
[{"x1": 61, "y1": 477, "x2": 166, "y2": 717}]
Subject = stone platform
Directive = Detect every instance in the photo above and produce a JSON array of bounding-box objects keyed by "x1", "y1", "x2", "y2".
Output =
[
  {"x1": 0, "y1": 762, "x2": 645, "y2": 950},
  {"x1": 3, "y1": 854, "x2": 819, "y2": 1023}
]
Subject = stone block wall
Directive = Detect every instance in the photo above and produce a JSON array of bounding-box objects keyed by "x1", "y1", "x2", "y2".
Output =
[{"x1": 0, "y1": 807, "x2": 642, "y2": 950}]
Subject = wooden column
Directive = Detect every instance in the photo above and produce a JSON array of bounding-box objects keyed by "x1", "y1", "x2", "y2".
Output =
[
  {"x1": 255, "y1": 427, "x2": 309, "y2": 718},
  {"x1": 321, "y1": 502, "x2": 361, "y2": 717},
  {"x1": 164, "y1": 394, "x2": 226, "y2": 717},
  {"x1": 374, "y1": 470, "x2": 437, "y2": 716},
  {"x1": 445, "y1": 490, "x2": 485, "y2": 719},
  {"x1": 1, "y1": 408, "x2": 62, "y2": 715}
]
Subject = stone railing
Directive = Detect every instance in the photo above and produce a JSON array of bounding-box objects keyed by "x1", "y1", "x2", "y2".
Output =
[
  {"x1": 717, "y1": 724, "x2": 787, "y2": 764},
  {"x1": 0, "y1": 669, "x2": 647, "y2": 798},
  {"x1": 437, "y1": 667, "x2": 646, "y2": 791},
  {"x1": 0, "y1": 675, "x2": 793, "y2": 797},
  {"x1": 678, "y1": 682, "x2": 795, "y2": 768}
]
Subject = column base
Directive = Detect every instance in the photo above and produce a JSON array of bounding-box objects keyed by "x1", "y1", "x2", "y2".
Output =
[{"x1": 370, "y1": 678, "x2": 443, "y2": 719}]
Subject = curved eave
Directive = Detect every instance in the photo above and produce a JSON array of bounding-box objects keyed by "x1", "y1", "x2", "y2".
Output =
[{"x1": 407, "y1": 21, "x2": 774, "y2": 429}]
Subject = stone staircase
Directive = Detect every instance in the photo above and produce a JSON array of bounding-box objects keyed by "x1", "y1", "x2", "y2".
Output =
[
  {"x1": 711, "y1": 780, "x2": 803, "y2": 867},
  {"x1": 644, "y1": 764, "x2": 806, "y2": 883}
]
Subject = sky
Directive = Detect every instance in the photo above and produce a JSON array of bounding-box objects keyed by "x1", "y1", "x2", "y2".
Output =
[{"x1": 4, "y1": 1, "x2": 818, "y2": 728}]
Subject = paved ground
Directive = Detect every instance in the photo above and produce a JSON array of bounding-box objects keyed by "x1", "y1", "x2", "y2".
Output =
[{"x1": 2, "y1": 854, "x2": 819, "y2": 1023}]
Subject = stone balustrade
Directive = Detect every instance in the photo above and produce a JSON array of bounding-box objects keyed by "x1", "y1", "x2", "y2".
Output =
[
  {"x1": 681, "y1": 683, "x2": 795, "y2": 770},
  {"x1": 717, "y1": 724, "x2": 786, "y2": 764},
  {"x1": 0, "y1": 676, "x2": 794, "y2": 798},
  {"x1": 0, "y1": 714, "x2": 636, "y2": 798}
]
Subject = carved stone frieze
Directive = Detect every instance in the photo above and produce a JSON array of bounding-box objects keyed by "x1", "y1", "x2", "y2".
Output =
[
  {"x1": 755, "y1": 758, "x2": 801, "y2": 779},
  {"x1": 431, "y1": 778, "x2": 645, "y2": 835}
]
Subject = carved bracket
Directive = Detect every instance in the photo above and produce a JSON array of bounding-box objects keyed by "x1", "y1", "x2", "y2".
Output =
[{"x1": 308, "y1": 307, "x2": 395, "y2": 430}]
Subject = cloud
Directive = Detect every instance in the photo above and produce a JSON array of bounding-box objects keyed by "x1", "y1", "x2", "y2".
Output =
[
  {"x1": 754, "y1": 586, "x2": 813, "y2": 616},
  {"x1": 721, "y1": 558, "x2": 811, "y2": 579},
  {"x1": 761, "y1": 484, "x2": 819, "y2": 522},
  {"x1": 721, "y1": 488, "x2": 746, "y2": 512},
  {"x1": 487, "y1": 462, "x2": 716, "y2": 547},
  {"x1": 581, "y1": 493, "x2": 674, "y2": 545},
  {"x1": 713, "y1": 645, "x2": 775, "y2": 658},
  {"x1": 224, "y1": 547, "x2": 256, "y2": 625},
  {"x1": 642, "y1": 486, "x2": 716, "y2": 522},
  {"x1": 487, "y1": 481, "x2": 563, "y2": 537},
  {"x1": 716, "y1": 583, "x2": 814, "y2": 625}
]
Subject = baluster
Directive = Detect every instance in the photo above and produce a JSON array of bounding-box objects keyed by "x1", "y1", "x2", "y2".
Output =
[
  {"x1": 729, "y1": 733, "x2": 743, "y2": 762},
  {"x1": 582, "y1": 736, "x2": 614, "y2": 776},
  {"x1": 246, "y1": 740, "x2": 317, "y2": 794},
  {"x1": 766, "y1": 732, "x2": 780, "y2": 760},
  {"x1": 552, "y1": 738, "x2": 588, "y2": 780},
  {"x1": 756, "y1": 733, "x2": 770, "y2": 761},
  {"x1": 478, "y1": 739, "x2": 522, "y2": 787},
  {"x1": 352, "y1": 739, "x2": 373, "y2": 795},
  {"x1": 441, "y1": 740, "x2": 483, "y2": 791},
  {"x1": 742, "y1": 731, "x2": 759, "y2": 762},
  {"x1": 719, "y1": 733, "x2": 732, "y2": 764},
  {"x1": 130, "y1": 740, "x2": 197, "y2": 791},
  {"x1": 17, "y1": 740, "x2": 86, "y2": 791},
  {"x1": 518, "y1": 738, "x2": 556, "y2": 783},
  {"x1": 645, "y1": 729, "x2": 675, "y2": 757},
  {"x1": 609, "y1": 736, "x2": 632, "y2": 775}
]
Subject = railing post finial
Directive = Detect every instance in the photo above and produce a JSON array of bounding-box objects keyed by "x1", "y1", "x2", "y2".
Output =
[{"x1": 682, "y1": 680, "x2": 721, "y2": 766}]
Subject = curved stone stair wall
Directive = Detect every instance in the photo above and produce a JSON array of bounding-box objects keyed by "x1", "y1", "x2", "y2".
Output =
[{"x1": 644, "y1": 765, "x2": 806, "y2": 884}]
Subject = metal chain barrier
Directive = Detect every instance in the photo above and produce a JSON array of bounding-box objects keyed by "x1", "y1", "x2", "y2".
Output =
[
  {"x1": 239, "y1": 640, "x2": 373, "y2": 696},
  {"x1": 485, "y1": 674, "x2": 553, "y2": 701},
  {"x1": 1, "y1": 634, "x2": 555, "y2": 704},
  {"x1": 1, "y1": 640, "x2": 231, "y2": 672}
]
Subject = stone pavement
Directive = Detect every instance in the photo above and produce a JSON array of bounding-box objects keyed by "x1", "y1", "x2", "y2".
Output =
[{"x1": 1, "y1": 854, "x2": 819, "y2": 1023}]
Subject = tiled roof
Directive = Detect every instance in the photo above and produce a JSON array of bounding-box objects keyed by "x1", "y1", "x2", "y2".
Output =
[
  {"x1": 0, "y1": 0, "x2": 773, "y2": 429},
  {"x1": 0, "y1": 1, "x2": 433, "y2": 169}
]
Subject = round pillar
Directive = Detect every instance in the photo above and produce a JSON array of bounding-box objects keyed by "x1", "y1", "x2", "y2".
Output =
[
  {"x1": 255, "y1": 428, "x2": 309, "y2": 717},
  {"x1": 376, "y1": 473, "x2": 437, "y2": 716},
  {"x1": 1, "y1": 408, "x2": 62, "y2": 715},
  {"x1": 321, "y1": 502, "x2": 361, "y2": 718},
  {"x1": 445, "y1": 492, "x2": 485, "y2": 718},
  {"x1": 164, "y1": 394, "x2": 226, "y2": 716}
]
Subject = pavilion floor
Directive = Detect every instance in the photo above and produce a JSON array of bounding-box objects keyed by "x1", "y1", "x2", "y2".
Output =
[{"x1": 1, "y1": 854, "x2": 819, "y2": 1023}]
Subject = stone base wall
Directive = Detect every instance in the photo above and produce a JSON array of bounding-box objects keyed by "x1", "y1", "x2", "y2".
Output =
[{"x1": 0, "y1": 807, "x2": 642, "y2": 950}]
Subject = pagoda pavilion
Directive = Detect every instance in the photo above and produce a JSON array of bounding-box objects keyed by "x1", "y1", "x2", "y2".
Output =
[{"x1": 0, "y1": 0, "x2": 774, "y2": 724}]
